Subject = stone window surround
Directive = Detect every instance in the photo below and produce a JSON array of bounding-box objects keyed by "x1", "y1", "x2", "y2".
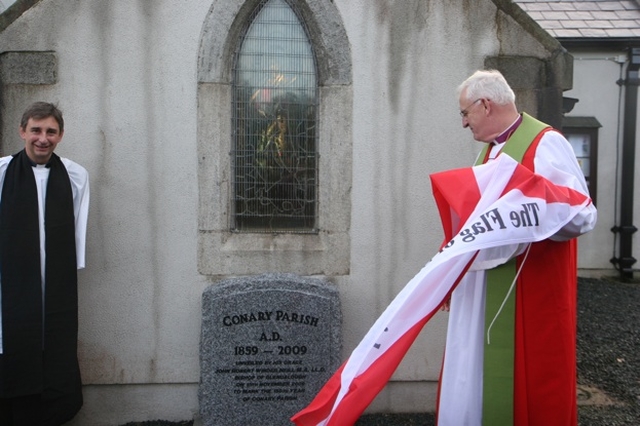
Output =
[{"x1": 197, "y1": 0, "x2": 352, "y2": 276}]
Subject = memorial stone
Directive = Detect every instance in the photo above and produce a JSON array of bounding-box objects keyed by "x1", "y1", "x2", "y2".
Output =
[{"x1": 199, "y1": 273, "x2": 342, "y2": 426}]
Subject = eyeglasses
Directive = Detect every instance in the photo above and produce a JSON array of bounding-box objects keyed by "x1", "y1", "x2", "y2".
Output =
[{"x1": 460, "y1": 99, "x2": 482, "y2": 118}]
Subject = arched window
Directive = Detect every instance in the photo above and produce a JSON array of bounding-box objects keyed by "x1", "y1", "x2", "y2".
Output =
[
  {"x1": 197, "y1": 0, "x2": 351, "y2": 276},
  {"x1": 232, "y1": 0, "x2": 318, "y2": 232}
]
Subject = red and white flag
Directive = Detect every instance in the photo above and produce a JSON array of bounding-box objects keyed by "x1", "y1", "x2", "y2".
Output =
[{"x1": 291, "y1": 154, "x2": 592, "y2": 426}]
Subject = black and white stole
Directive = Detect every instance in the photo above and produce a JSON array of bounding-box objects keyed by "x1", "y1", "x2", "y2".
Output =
[{"x1": 0, "y1": 149, "x2": 81, "y2": 411}]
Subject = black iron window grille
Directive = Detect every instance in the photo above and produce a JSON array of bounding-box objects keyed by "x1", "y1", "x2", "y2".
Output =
[{"x1": 231, "y1": 0, "x2": 319, "y2": 233}]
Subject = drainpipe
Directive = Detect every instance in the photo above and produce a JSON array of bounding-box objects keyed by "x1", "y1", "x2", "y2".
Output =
[{"x1": 611, "y1": 47, "x2": 640, "y2": 279}]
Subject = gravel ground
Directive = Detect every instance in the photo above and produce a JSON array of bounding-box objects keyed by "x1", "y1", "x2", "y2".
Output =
[
  {"x1": 573, "y1": 277, "x2": 640, "y2": 425},
  {"x1": 120, "y1": 277, "x2": 639, "y2": 426}
]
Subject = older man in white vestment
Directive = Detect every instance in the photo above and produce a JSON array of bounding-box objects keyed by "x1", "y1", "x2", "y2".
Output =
[{"x1": 438, "y1": 70, "x2": 596, "y2": 426}]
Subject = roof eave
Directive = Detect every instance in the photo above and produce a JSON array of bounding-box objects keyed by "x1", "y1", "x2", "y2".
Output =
[{"x1": 558, "y1": 37, "x2": 640, "y2": 51}]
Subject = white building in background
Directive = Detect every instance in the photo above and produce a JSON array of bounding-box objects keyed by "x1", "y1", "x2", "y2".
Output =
[
  {"x1": 0, "y1": 0, "x2": 615, "y2": 424},
  {"x1": 514, "y1": 0, "x2": 640, "y2": 279},
  {"x1": 0, "y1": 1, "x2": 14, "y2": 14}
]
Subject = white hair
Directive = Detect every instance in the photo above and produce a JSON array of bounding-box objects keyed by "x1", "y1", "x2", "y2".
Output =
[{"x1": 457, "y1": 69, "x2": 516, "y2": 105}]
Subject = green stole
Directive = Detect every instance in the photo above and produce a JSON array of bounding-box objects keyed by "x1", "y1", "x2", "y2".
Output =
[{"x1": 474, "y1": 113, "x2": 549, "y2": 425}]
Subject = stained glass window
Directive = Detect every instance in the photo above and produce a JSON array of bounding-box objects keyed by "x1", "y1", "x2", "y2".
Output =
[{"x1": 232, "y1": 0, "x2": 318, "y2": 232}]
